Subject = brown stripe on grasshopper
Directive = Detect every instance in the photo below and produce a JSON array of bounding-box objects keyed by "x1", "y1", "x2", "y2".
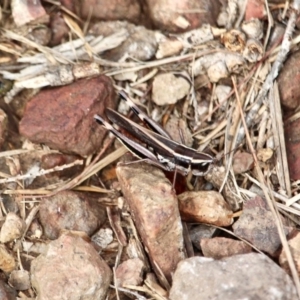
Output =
[
  {"x1": 103, "y1": 107, "x2": 213, "y2": 176},
  {"x1": 119, "y1": 91, "x2": 171, "y2": 139},
  {"x1": 94, "y1": 114, "x2": 177, "y2": 172}
]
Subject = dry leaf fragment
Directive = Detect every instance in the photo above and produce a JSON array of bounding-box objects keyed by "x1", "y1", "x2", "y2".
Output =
[
  {"x1": 190, "y1": 52, "x2": 244, "y2": 82},
  {"x1": 221, "y1": 29, "x2": 246, "y2": 52},
  {"x1": 156, "y1": 39, "x2": 183, "y2": 59},
  {"x1": 0, "y1": 245, "x2": 16, "y2": 273},
  {"x1": 257, "y1": 148, "x2": 273, "y2": 162},
  {"x1": 243, "y1": 39, "x2": 264, "y2": 63},
  {"x1": 215, "y1": 84, "x2": 232, "y2": 108},
  {"x1": 177, "y1": 24, "x2": 214, "y2": 48},
  {"x1": 217, "y1": 0, "x2": 239, "y2": 29}
]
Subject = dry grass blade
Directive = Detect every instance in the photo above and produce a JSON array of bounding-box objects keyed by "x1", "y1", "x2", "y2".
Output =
[
  {"x1": 232, "y1": 76, "x2": 300, "y2": 298},
  {"x1": 51, "y1": 146, "x2": 127, "y2": 194},
  {"x1": 123, "y1": 284, "x2": 168, "y2": 300},
  {"x1": 110, "y1": 285, "x2": 147, "y2": 300},
  {"x1": 0, "y1": 160, "x2": 83, "y2": 184},
  {"x1": 236, "y1": 2, "x2": 299, "y2": 145},
  {"x1": 268, "y1": 83, "x2": 291, "y2": 196}
]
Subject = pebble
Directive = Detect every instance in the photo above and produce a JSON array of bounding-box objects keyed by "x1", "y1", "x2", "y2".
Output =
[
  {"x1": 31, "y1": 232, "x2": 112, "y2": 300},
  {"x1": 39, "y1": 190, "x2": 106, "y2": 239},
  {"x1": 178, "y1": 190, "x2": 233, "y2": 226},
  {"x1": 19, "y1": 75, "x2": 115, "y2": 156},
  {"x1": 116, "y1": 162, "x2": 186, "y2": 283},
  {"x1": 170, "y1": 253, "x2": 297, "y2": 300}
]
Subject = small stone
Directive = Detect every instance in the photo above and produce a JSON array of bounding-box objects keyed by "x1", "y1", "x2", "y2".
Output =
[
  {"x1": 8, "y1": 270, "x2": 30, "y2": 291},
  {"x1": 146, "y1": 0, "x2": 220, "y2": 33},
  {"x1": 189, "y1": 225, "x2": 217, "y2": 250},
  {"x1": 178, "y1": 191, "x2": 233, "y2": 226},
  {"x1": 0, "y1": 212, "x2": 26, "y2": 243},
  {"x1": 19, "y1": 75, "x2": 115, "y2": 156},
  {"x1": 169, "y1": 253, "x2": 297, "y2": 300},
  {"x1": 39, "y1": 191, "x2": 106, "y2": 239},
  {"x1": 81, "y1": 0, "x2": 140, "y2": 23},
  {"x1": 152, "y1": 73, "x2": 190, "y2": 105},
  {"x1": 115, "y1": 258, "x2": 145, "y2": 287},
  {"x1": 91, "y1": 228, "x2": 114, "y2": 249},
  {"x1": 31, "y1": 232, "x2": 112, "y2": 300},
  {"x1": 201, "y1": 237, "x2": 252, "y2": 259},
  {"x1": 11, "y1": 0, "x2": 48, "y2": 26},
  {"x1": 233, "y1": 196, "x2": 292, "y2": 256},
  {"x1": 116, "y1": 162, "x2": 185, "y2": 283},
  {"x1": 0, "y1": 279, "x2": 17, "y2": 300},
  {"x1": 245, "y1": 0, "x2": 266, "y2": 20},
  {"x1": 49, "y1": 12, "x2": 69, "y2": 46},
  {"x1": 232, "y1": 151, "x2": 254, "y2": 174}
]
